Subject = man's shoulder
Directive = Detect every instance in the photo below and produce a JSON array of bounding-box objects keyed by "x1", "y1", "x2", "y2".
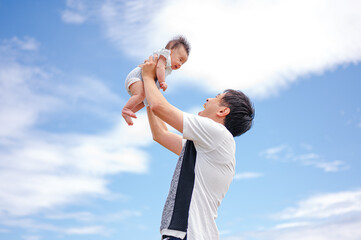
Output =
[
  {"x1": 183, "y1": 112, "x2": 234, "y2": 152},
  {"x1": 185, "y1": 112, "x2": 231, "y2": 135}
]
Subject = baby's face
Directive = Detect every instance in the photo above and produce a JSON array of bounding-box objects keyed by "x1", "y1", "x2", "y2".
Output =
[{"x1": 170, "y1": 45, "x2": 188, "y2": 70}]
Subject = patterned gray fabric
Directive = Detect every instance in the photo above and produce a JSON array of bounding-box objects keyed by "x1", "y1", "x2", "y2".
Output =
[{"x1": 160, "y1": 145, "x2": 186, "y2": 230}]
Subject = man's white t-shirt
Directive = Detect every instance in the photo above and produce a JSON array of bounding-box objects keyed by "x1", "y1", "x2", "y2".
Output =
[{"x1": 160, "y1": 112, "x2": 236, "y2": 240}]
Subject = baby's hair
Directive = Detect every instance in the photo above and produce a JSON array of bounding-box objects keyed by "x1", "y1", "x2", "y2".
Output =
[{"x1": 165, "y1": 35, "x2": 191, "y2": 56}]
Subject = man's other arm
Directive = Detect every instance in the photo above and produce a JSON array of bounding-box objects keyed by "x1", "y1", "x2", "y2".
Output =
[{"x1": 146, "y1": 107, "x2": 183, "y2": 155}]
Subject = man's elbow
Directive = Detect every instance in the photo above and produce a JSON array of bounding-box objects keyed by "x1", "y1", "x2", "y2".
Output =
[
  {"x1": 149, "y1": 101, "x2": 163, "y2": 115},
  {"x1": 152, "y1": 134, "x2": 160, "y2": 143},
  {"x1": 152, "y1": 130, "x2": 165, "y2": 144}
]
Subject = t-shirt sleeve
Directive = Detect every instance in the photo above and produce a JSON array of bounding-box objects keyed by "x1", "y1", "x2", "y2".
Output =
[
  {"x1": 183, "y1": 112, "x2": 227, "y2": 152},
  {"x1": 154, "y1": 49, "x2": 171, "y2": 67}
]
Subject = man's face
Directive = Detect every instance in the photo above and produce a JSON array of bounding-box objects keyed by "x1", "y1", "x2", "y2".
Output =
[{"x1": 198, "y1": 93, "x2": 226, "y2": 118}]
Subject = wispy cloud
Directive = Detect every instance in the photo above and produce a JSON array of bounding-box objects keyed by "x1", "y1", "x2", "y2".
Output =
[
  {"x1": 275, "y1": 189, "x2": 361, "y2": 220},
  {"x1": 234, "y1": 172, "x2": 263, "y2": 180},
  {"x1": 260, "y1": 144, "x2": 349, "y2": 172},
  {"x1": 225, "y1": 189, "x2": 361, "y2": 240},
  {"x1": 259, "y1": 145, "x2": 290, "y2": 160},
  {"x1": 273, "y1": 221, "x2": 311, "y2": 230},
  {"x1": 251, "y1": 216, "x2": 361, "y2": 240},
  {"x1": 61, "y1": 0, "x2": 88, "y2": 24},
  {"x1": 64, "y1": 226, "x2": 105, "y2": 234},
  {"x1": 1, "y1": 37, "x2": 40, "y2": 51},
  {"x1": 45, "y1": 209, "x2": 142, "y2": 223},
  {"x1": 21, "y1": 236, "x2": 41, "y2": 240},
  {"x1": 0, "y1": 217, "x2": 106, "y2": 236},
  {"x1": 62, "y1": 0, "x2": 361, "y2": 98},
  {"x1": 0, "y1": 209, "x2": 142, "y2": 237},
  {"x1": 45, "y1": 211, "x2": 95, "y2": 222},
  {"x1": 262, "y1": 190, "x2": 361, "y2": 240},
  {"x1": 61, "y1": 10, "x2": 87, "y2": 24}
]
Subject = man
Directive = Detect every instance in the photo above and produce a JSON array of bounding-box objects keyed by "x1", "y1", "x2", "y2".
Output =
[{"x1": 140, "y1": 55, "x2": 254, "y2": 240}]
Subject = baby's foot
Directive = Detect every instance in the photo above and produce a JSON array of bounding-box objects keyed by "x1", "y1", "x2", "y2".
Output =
[
  {"x1": 122, "y1": 108, "x2": 137, "y2": 118},
  {"x1": 122, "y1": 108, "x2": 137, "y2": 126},
  {"x1": 122, "y1": 113, "x2": 134, "y2": 126}
]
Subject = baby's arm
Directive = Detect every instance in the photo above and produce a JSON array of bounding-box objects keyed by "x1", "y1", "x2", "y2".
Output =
[{"x1": 156, "y1": 55, "x2": 168, "y2": 91}]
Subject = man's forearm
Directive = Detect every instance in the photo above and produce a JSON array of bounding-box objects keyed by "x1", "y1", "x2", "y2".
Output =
[
  {"x1": 146, "y1": 106, "x2": 183, "y2": 155},
  {"x1": 143, "y1": 73, "x2": 167, "y2": 110},
  {"x1": 146, "y1": 106, "x2": 168, "y2": 141}
]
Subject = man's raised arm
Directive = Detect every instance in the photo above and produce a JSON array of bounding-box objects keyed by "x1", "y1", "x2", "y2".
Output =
[{"x1": 140, "y1": 55, "x2": 184, "y2": 134}]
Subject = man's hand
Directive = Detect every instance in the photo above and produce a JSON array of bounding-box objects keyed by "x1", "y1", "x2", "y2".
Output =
[{"x1": 139, "y1": 54, "x2": 158, "y2": 80}]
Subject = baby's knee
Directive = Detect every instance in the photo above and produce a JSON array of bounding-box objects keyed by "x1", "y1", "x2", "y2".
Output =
[{"x1": 132, "y1": 92, "x2": 145, "y2": 102}]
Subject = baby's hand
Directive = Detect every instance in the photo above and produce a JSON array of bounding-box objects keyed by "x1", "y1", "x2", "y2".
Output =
[{"x1": 160, "y1": 82, "x2": 168, "y2": 91}]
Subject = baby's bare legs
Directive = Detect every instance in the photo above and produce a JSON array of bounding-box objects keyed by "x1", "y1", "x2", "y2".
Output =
[{"x1": 122, "y1": 81, "x2": 145, "y2": 126}]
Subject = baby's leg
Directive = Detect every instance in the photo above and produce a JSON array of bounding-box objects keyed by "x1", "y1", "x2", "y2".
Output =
[
  {"x1": 131, "y1": 101, "x2": 145, "y2": 113},
  {"x1": 122, "y1": 81, "x2": 145, "y2": 126}
]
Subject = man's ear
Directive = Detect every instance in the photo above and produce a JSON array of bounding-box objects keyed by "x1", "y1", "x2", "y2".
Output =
[{"x1": 217, "y1": 107, "x2": 230, "y2": 117}]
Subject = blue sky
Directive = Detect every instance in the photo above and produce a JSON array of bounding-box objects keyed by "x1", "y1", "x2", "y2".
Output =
[{"x1": 0, "y1": 0, "x2": 361, "y2": 240}]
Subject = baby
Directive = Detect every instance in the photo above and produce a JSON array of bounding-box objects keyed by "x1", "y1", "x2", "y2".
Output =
[{"x1": 122, "y1": 36, "x2": 191, "y2": 125}]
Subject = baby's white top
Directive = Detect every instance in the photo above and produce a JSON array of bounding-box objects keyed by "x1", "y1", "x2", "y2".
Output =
[{"x1": 154, "y1": 48, "x2": 172, "y2": 77}]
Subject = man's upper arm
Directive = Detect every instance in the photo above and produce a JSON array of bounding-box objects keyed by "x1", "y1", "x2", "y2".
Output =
[
  {"x1": 156, "y1": 131, "x2": 184, "y2": 155},
  {"x1": 151, "y1": 101, "x2": 184, "y2": 134}
]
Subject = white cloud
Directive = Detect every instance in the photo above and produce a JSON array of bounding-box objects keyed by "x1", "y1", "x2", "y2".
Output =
[
  {"x1": 45, "y1": 209, "x2": 141, "y2": 223},
  {"x1": 251, "y1": 216, "x2": 361, "y2": 240},
  {"x1": 61, "y1": 10, "x2": 87, "y2": 24},
  {"x1": 303, "y1": 159, "x2": 349, "y2": 172},
  {"x1": 65, "y1": 0, "x2": 361, "y2": 98},
  {"x1": 262, "y1": 190, "x2": 361, "y2": 240},
  {"x1": 225, "y1": 189, "x2": 361, "y2": 240},
  {"x1": 61, "y1": 0, "x2": 88, "y2": 24},
  {"x1": 260, "y1": 145, "x2": 289, "y2": 160},
  {"x1": 1, "y1": 37, "x2": 40, "y2": 51},
  {"x1": 0, "y1": 62, "x2": 60, "y2": 138},
  {"x1": 234, "y1": 172, "x2": 263, "y2": 180},
  {"x1": 260, "y1": 144, "x2": 349, "y2": 172},
  {"x1": 0, "y1": 209, "x2": 142, "y2": 236},
  {"x1": 101, "y1": 210, "x2": 142, "y2": 222},
  {"x1": 45, "y1": 211, "x2": 95, "y2": 222},
  {"x1": 273, "y1": 221, "x2": 311, "y2": 230},
  {"x1": 0, "y1": 37, "x2": 153, "y2": 219},
  {"x1": 275, "y1": 189, "x2": 361, "y2": 220},
  {"x1": 0, "y1": 109, "x2": 151, "y2": 218},
  {"x1": 0, "y1": 217, "x2": 106, "y2": 235},
  {"x1": 64, "y1": 226, "x2": 105, "y2": 235},
  {"x1": 22, "y1": 236, "x2": 41, "y2": 240},
  {"x1": 98, "y1": 0, "x2": 164, "y2": 57}
]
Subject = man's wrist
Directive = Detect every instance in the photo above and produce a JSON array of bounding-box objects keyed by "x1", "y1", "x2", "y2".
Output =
[{"x1": 143, "y1": 75, "x2": 154, "y2": 83}]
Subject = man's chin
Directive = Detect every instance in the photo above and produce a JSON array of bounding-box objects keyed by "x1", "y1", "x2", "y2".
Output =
[{"x1": 198, "y1": 111, "x2": 203, "y2": 116}]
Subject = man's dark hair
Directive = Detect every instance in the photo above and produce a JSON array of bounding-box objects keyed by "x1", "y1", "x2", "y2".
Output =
[
  {"x1": 221, "y1": 89, "x2": 255, "y2": 137},
  {"x1": 165, "y1": 35, "x2": 191, "y2": 56}
]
